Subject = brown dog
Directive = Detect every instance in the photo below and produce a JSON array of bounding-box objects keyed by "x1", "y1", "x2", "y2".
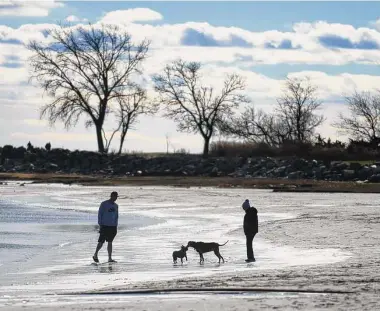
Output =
[
  {"x1": 187, "y1": 240, "x2": 228, "y2": 264},
  {"x1": 172, "y1": 245, "x2": 188, "y2": 264}
]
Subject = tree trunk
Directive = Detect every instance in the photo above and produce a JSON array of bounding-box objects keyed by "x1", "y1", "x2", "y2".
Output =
[
  {"x1": 118, "y1": 130, "x2": 127, "y2": 155},
  {"x1": 203, "y1": 136, "x2": 210, "y2": 158},
  {"x1": 95, "y1": 124, "x2": 105, "y2": 153}
]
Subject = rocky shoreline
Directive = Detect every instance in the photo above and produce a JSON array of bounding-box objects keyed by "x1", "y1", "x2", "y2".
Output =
[
  {"x1": 1, "y1": 146, "x2": 380, "y2": 192},
  {"x1": 1, "y1": 173, "x2": 380, "y2": 193}
]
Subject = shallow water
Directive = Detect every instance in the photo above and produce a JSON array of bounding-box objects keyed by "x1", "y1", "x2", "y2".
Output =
[{"x1": 0, "y1": 181, "x2": 355, "y2": 307}]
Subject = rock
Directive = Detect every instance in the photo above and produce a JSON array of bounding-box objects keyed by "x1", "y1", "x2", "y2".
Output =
[
  {"x1": 349, "y1": 162, "x2": 362, "y2": 171},
  {"x1": 273, "y1": 166, "x2": 287, "y2": 177},
  {"x1": 343, "y1": 169, "x2": 356, "y2": 180},
  {"x1": 287, "y1": 171, "x2": 304, "y2": 180},
  {"x1": 291, "y1": 158, "x2": 308, "y2": 170},
  {"x1": 44, "y1": 163, "x2": 59, "y2": 171},
  {"x1": 0, "y1": 144, "x2": 374, "y2": 182},
  {"x1": 209, "y1": 166, "x2": 219, "y2": 177},
  {"x1": 358, "y1": 166, "x2": 372, "y2": 181},
  {"x1": 368, "y1": 174, "x2": 380, "y2": 183},
  {"x1": 265, "y1": 158, "x2": 277, "y2": 169}
]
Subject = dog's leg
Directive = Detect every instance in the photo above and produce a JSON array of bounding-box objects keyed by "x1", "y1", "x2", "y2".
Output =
[
  {"x1": 185, "y1": 255, "x2": 187, "y2": 261},
  {"x1": 214, "y1": 249, "x2": 224, "y2": 263},
  {"x1": 181, "y1": 258, "x2": 183, "y2": 264},
  {"x1": 198, "y1": 252, "x2": 203, "y2": 264}
]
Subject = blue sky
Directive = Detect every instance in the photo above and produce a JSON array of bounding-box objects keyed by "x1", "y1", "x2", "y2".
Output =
[
  {"x1": 4, "y1": 2, "x2": 380, "y2": 30},
  {"x1": 1, "y1": 1, "x2": 380, "y2": 152}
]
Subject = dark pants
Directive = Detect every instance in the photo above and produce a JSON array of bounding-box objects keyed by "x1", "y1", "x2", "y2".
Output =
[{"x1": 245, "y1": 233, "x2": 256, "y2": 259}]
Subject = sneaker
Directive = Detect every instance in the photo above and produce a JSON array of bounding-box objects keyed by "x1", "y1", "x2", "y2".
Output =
[
  {"x1": 108, "y1": 259, "x2": 117, "y2": 263},
  {"x1": 245, "y1": 258, "x2": 256, "y2": 263},
  {"x1": 92, "y1": 256, "x2": 99, "y2": 263}
]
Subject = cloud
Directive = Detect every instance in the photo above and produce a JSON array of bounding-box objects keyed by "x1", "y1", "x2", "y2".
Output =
[
  {"x1": 2, "y1": 68, "x2": 379, "y2": 152},
  {"x1": 3, "y1": 10, "x2": 380, "y2": 151},
  {"x1": 0, "y1": 0, "x2": 63, "y2": 17},
  {"x1": 370, "y1": 18, "x2": 380, "y2": 31},
  {"x1": 100, "y1": 8, "x2": 163, "y2": 25},
  {"x1": 287, "y1": 71, "x2": 380, "y2": 99},
  {"x1": 3, "y1": 14, "x2": 380, "y2": 67},
  {"x1": 181, "y1": 28, "x2": 221, "y2": 47},
  {"x1": 22, "y1": 119, "x2": 48, "y2": 127},
  {"x1": 0, "y1": 56, "x2": 22, "y2": 68},
  {"x1": 181, "y1": 28, "x2": 252, "y2": 47},
  {"x1": 0, "y1": 38, "x2": 22, "y2": 44},
  {"x1": 319, "y1": 34, "x2": 379, "y2": 49},
  {"x1": 265, "y1": 39, "x2": 298, "y2": 49},
  {"x1": 0, "y1": 23, "x2": 60, "y2": 44},
  {"x1": 0, "y1": 66, "x2": 29, "y2": 85},
  {"x1": 65, "y1": 15, "x2": 88, "y2": 23}
]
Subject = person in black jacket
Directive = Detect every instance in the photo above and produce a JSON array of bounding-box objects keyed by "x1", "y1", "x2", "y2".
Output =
[{"x1": 242, "y1": 199, "x2": 258, "y2": 262}]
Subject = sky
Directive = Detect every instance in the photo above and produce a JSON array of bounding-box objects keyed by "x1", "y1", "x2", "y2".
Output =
[{"x1": 2, "y1": 1, "x2": 380, "y2": 153}]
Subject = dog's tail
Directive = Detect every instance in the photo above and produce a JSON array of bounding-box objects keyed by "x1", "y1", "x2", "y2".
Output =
[{"x1": 218, "y1": 240, "x2": 229, "y2": 246}]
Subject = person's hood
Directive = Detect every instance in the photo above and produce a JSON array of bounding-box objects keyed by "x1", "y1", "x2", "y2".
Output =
[{"x1": 242, "y1": 199, "x2": 250, "y2": 211}]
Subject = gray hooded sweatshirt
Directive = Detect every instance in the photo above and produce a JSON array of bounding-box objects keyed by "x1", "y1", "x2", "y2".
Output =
[{"x1": 98, "y1": 200, "x2": 119, "y2": 227}]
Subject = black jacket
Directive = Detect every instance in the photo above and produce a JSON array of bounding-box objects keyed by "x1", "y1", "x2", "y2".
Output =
[{"x1": 243, "y1": 207, "x2": 258, "y2": 235}]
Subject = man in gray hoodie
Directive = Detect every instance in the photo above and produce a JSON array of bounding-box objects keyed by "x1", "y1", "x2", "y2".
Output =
[{"x1": 93, "y1": 191, "x2": 119, "y2": 263}]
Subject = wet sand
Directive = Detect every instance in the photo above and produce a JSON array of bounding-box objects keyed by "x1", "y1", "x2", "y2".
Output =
[
  {"x1": 83, "y1": 194, "x2": 379, "y2": 310},
  {"x1": 0, "y1": 185, "x2": 379, "y2": 310}
]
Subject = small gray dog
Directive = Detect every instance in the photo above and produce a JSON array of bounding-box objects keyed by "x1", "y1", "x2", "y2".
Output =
[
  {"x1": 187, "y1": 240, "x2": 229, "y2": 264},
  {"x1": 172, "y1": 245, "x2": 188, "y2": 264}
]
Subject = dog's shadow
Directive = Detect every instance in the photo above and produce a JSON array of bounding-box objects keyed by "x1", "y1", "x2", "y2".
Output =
[{"x1": 172, "y1": 263, "x2": 189, "y2": 268}]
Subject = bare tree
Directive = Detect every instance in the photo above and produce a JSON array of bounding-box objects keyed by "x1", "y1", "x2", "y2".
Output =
[
  {"x1": 276, "y1": 77, "x2": 325, "y2": 143},
  {"x1": 333, "y1": 90, "x2": 380, "y2": 142},
  {"x1": 221, "y1": 107, "x2": 267, "y2": 142},
  {"x1": 221, "y1": 106, "x2": 293, "y2": 146},
  {"x1": 102, "y1": 124, "x2": 121, "y2": 154},
  {"x1": 115, "y1": 85, "x2": 158, "y2": 155},
  {"x1": 28, "y1": 23, "x2": 149, "y2": 153},
  {"x1": 152, "y1": 59, "x2": 250, "y2": 157}
]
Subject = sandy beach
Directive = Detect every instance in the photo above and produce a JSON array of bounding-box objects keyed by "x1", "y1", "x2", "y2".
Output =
[{"x1": 0, "y1": 181, "x2": 379, "y2": 310}]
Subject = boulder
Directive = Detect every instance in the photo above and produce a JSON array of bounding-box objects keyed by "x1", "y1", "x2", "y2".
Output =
[
  {"x1": 349, "y1": 162, "x2": 362, "y2": 171},
  {"x1": 358, "y1": 166, "x2": 372, "y2": 181},
  {"x1": 287, "y1": 171, "x2": 304, "y2": 180},
  {"x1": 343, "y1": 169, "x2": 356, "y2": 180},
  {"x1": 368, "y1": 174, "x2": 380, "y2": 183},
  {"x1": 44, "y1": 163, "x2": 59, "y2": 171},
  {"x1": 273, "y1": 166, "x2": 287, "y2": 177}
]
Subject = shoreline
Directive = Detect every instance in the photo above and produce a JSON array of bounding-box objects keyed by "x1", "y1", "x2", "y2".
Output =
[
  {"x1": 1, "y1": 179, "x2": 379, "y2": 310},
  {"x1": 1, "y1": 172, "x2": 380, "y2": 192}
]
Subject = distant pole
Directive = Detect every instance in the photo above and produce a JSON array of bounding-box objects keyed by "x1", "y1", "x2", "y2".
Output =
[{"x1": 165, "y1": 133, "x2": 170, "y2": 154}]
